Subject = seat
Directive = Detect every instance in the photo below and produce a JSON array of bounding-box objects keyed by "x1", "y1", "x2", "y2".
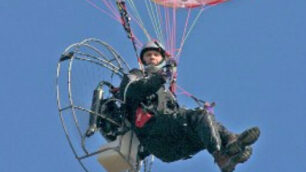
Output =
[{"x1": 97, "y1": 130, "x2": 140, "y2": 172}]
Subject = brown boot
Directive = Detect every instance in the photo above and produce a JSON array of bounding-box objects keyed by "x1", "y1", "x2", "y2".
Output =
[
  {"x1": 214, "y1": 146, "x2": 253, "y2": 172},
  {"x1": 226, "y1": 127, "x2": 260, "y2": 156}
]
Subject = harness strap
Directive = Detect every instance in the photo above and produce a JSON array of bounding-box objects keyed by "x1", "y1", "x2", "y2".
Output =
[{"x1": 116, "y1": 0, "x2": 142, "y2": 69}]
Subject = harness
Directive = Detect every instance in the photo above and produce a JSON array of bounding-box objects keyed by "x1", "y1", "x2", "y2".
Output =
[
  {"x1": 135, "y1": 86, "x2": 179, "y2": 128},
  {"x1": 122, "y1": 68, "x2": 179, "y2": 128}
]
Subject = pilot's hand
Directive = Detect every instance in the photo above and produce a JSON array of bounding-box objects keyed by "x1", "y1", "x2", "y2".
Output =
[
  {"x1": 204, "y1": 102, "x2": 216, "y2": 114},
  {"x1": 164, "y1": 59, "x2": 177, "y2": 78}
]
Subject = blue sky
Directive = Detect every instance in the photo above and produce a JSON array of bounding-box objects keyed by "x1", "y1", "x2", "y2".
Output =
[{"x1": 1, "y1": 0, "x2": 306, "y2": 172}]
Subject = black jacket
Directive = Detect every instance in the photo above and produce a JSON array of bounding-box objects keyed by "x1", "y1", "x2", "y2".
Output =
[
  {"x1": 119, "y1": 68, "x2": 178, "y2": 123},
  {"x1": 119, "y1": 68, "x2": 207, "y2": 162}
]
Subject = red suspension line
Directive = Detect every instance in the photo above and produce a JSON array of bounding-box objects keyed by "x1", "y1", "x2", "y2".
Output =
[
  {"x1": 86, "y1": 0, "x2": 121, "y2": 22},
  {"x1": 105, "y1": 0, "x2": 121, "y2": 17},
  {"x1": 176, "y1": 85, "x2": 193, "y2": 97},
  {"x1": 101, "y1": 0, "x2": 120, "y2": 19}
]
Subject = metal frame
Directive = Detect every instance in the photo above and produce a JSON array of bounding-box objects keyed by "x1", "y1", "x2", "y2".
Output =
[{"x1": 56, "y1": 38, "x2": 137, "y2": 172}]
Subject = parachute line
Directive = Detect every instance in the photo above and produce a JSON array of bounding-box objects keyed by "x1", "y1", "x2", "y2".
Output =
[
  {"x1": 164, "y1": 7, "x2": 171, "y2": 52},
  {"x1": 126, "y1": 0, "x2": 151, "y2": 40},
  {"x1": 86, "y1": 0, "x2": 228, "y2": 80},
  {"x1": 171, "y1": 7, "x2": 176, "y2": 56},
  {"x1": 85, "y1": 0, "x2": 120, "y2": 22},
  {"x1": 101, "y1": 0, "x2": 120, "y2": 18},
  {"x1": 154, "y1": 2, "x2": 166, "y2": 46},
  {"x1": 156, "y1": 4, "x2": 166, "y2": 46},
  {"x1": 145, "y1": 0, "x2": 161, "y2": 43},
  {"x1": 101, "y1": 0, "x2": 120, "y2": 19},
  {"x1": 175, "y1": 6, "x2": 208, "y2": 59},
  {"x1": 176, "y1": 8, "x2": 191, "y2": 64},
  {"x1": 149, "y1": 0, "x2": 164, "y2": 45}
]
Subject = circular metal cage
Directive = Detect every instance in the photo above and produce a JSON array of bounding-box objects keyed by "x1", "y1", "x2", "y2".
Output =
[{"x1": 56, "y1": 38, "x2": 131, "y2": 172}]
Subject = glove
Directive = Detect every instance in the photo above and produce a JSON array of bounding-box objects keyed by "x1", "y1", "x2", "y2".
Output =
[
  {"x1": 204, "y1": 102, "x2": 216, "y2": 114},
  {"x1": 165, "y1": 58, "x2": 177, "y2": 79}
]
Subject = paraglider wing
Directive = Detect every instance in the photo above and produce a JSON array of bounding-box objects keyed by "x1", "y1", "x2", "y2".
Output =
[{"x1": 151, "y1": 0, "x2": 229, "y2": 8}]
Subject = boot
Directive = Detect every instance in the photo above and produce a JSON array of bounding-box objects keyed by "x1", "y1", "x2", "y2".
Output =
[
  {"x1": 201, "y1": 110, "x2": 222, "y2": 152},
  {"x1": 225, "y1": 127, "x2": 260, "y2": 156},
  {"x1": 214, "y1": 146, "x2": 253, "y2": 172}
]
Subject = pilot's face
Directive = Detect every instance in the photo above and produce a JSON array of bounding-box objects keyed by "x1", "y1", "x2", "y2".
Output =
[{"x1": 143, "y1": 50, "x2": 163, "y2": 66}]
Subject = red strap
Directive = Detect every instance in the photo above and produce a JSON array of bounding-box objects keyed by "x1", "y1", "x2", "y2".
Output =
[
  {"x1": 110, "y1": 87, "x2": 120, "y2": 94},
  {"x1": 135, "y1": 107, "x2": 153, "y2": 128},
  {"x1": 170, "y1": 81, "x2": 176, "y2": 94}
]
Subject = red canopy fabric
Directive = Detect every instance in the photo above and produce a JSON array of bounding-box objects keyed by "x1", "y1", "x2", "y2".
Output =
[{"x1": 152, "y1": 0, "x2": 228, "y2": 8}]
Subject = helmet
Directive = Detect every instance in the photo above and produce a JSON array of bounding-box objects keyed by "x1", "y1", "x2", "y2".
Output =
[{"x1": 140, "y1": 40, "x2": 168, "y2": 65}]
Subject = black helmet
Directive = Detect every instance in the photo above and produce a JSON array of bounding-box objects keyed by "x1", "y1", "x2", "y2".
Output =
[{"x1": 140, "y1": 40, "x2": 168, "y2": 65}]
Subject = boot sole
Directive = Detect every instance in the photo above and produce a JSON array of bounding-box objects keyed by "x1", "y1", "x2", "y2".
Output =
[
  {"x1": 226, "y1": 127, "x2": 260, "y2": 155},
  {"x1": 221, "y1": 147, "x2": 253, "y2": 172}
]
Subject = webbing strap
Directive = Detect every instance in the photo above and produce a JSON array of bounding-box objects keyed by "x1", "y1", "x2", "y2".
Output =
[{"x1": 116, "y1": 0, "x2": 143, "y2": 69}]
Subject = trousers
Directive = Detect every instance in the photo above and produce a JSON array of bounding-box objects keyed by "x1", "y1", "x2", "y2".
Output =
[{"x1": 134, "y1": 108, "x2": 233, "y2": 162}]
